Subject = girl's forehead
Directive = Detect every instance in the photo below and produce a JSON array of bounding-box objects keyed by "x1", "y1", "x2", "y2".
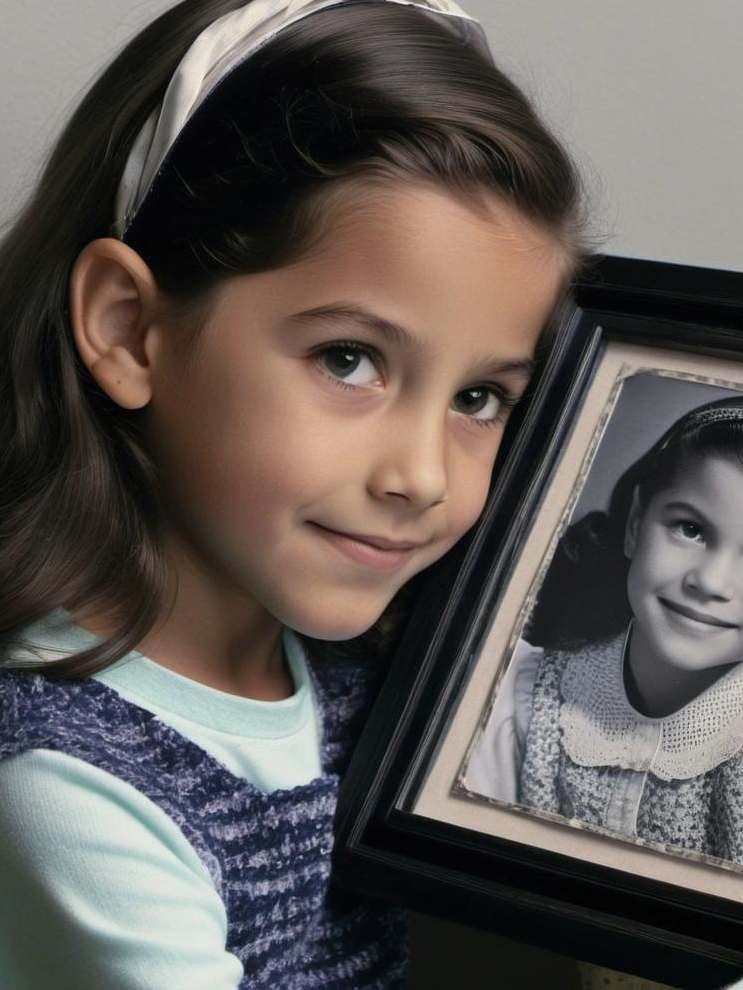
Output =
[
  {"x1": 294, "y1": 182, "x2": 560, "y2": 311},
  {"x1": 316, "y1": 177, "x2": 562, "y2": 260},
  {"x1": 205, "y1": 179, "x2": 565, "y2": 365},
  {"x1": 650, "y1": 452, "x2": 743, "y2": 506}
]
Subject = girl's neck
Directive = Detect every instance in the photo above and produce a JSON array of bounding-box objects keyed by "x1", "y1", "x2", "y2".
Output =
[
  {"x1": 72, "y1": 601, "x2": 294, "y2": 701},
  {"x1": 624, "y1": 622, "x2": 738, "y2": 718},
  {"x1": 116, "y1": 533, "x2": 295, "y2": 700}
]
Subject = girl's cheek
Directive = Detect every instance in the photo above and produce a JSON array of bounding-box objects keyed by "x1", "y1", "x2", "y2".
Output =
[{"x1": 449, "y1": 471, "x2": 492, "y2": 541}]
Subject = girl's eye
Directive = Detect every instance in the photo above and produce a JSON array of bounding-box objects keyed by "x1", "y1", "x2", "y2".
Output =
[
  {"x1": 452, "y1": 386, "x2": 509, "y2": 428},
  {"x1": 312, "y1": 341, "x2": 516, "y2": 429},
  {"x1": 314, "y1": 342, "x2": 382, "y2": 389},
  {"x1": 671, "y1": 520, "x2": 705, "y2": 545}
]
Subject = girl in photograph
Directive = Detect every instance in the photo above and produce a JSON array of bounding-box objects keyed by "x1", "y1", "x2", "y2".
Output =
[
  {"x1": 470, "y1": 395, "x2": 743, "y2": 869},
  {"x1": 0, "y1": 0, "x2": 588, "y2": 985}
]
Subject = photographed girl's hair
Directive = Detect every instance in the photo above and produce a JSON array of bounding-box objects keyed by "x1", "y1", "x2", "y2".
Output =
[
  {"x1": 526, "y1": 394, "x2": 743, "y2": 650},
  {"x1": 0, "y1": 0, "x2": 589, "y2": 678}
]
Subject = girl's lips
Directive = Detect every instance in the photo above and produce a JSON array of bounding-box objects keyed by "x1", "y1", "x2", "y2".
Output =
[
  {"x1": 309, "y1": 523, "x2": 414, "y2": 571},
  {"x1": 658, "y1": 597, "x2": 739, "y2": 629}
]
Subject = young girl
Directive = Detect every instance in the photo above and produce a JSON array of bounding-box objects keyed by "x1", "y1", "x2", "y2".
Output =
[
  {"x1": 469, "y1": 395, "x2": 743, "y2": 870},
  {"x1": 0, "y1": 0, "x2": 587, "y2": 986}
]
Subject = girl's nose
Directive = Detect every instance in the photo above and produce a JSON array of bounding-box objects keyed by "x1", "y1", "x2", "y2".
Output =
[
  {"x1": 365, "y1": 407, "x2": 448, "y2": 510},
  {"x1": 684, "y1": 552, "x2": 737, "y2": 601}
]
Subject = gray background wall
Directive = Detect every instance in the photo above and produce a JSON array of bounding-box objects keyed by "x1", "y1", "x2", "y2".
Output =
[
  {"x1": 2, "y1": 1, "x2": 741, "y2": 987},
  {"x1": 2, "y1": 0, "x2": 742, "y2": 270}
]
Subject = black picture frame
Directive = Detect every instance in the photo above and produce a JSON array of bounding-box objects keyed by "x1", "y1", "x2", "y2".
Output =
[{"x1": 334, "y1": 255, "x2": 743, "y2": 990}]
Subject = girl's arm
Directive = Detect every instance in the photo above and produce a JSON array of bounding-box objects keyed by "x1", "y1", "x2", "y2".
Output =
[
  {"x1": 464, "y1": 638, "x2": 542, "y2": 802},
  {"x1": 0, "y1": 748, "x2": 243, "y2": 989}
]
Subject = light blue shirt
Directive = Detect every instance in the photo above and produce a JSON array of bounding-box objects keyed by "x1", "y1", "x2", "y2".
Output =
[{"x1": 0, "y1": 608, "x2": 322, "y2": 989}]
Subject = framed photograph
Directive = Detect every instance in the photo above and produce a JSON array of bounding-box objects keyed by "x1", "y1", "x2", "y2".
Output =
[{"x1": 334, "y1": 256, "x2": 743, "y2": 989}]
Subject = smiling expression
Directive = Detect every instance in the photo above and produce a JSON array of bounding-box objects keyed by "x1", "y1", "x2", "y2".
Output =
[
  {"x1": 625, "y1": 454, "x2": 743, "y2": 673},
  {"x1": 143, "y1": 179, "x2": 566, "y2": 641}
]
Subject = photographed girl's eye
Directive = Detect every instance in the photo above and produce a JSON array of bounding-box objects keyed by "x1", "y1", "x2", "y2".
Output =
[
  {"x1": 313, "y1": 341, "x2": 516, "y2": 428},
  {"x1": 670, "y1": 519, "x2": 705, "y2": 545}
]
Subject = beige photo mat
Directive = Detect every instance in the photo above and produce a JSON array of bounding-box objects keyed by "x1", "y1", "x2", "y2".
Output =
[{"x1": 413, "y1": 337, "x2": 743, "y2": 904}]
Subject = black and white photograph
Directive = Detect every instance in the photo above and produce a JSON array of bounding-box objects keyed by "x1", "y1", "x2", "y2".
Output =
[
  {"x1": 462, "y1": 369, "x2": 743, "y2": 872},
  {"x1": 334, "y1": 263, "x2": 743, "y2": 984}
]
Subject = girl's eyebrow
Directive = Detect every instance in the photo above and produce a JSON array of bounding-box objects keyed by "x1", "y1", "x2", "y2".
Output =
[
  {"x1": 285, "y1": 302, "x2": 536, "y2": 381},
  {"x1": 664, "y1": 500, "x2": 708, "y2": 521}
]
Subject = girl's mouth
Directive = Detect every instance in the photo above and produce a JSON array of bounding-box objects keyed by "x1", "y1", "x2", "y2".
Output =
[
  {"x1": 658, "y1": 597, "x2": 739, "y2": 629},
  {"x1": 309, "y1": 522, "x2": 415, "y2": 571}
]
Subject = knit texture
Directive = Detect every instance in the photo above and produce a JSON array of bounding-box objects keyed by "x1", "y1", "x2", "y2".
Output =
[
  {"x1": 560, "y1": 627, "x2": 743, "y2": 780},
  {"x1": 518, "y1": 641, "x2": 743, "y2": 864},
  {"x1": 0, "y1": 651, "x2": 407, "y2": 989}
]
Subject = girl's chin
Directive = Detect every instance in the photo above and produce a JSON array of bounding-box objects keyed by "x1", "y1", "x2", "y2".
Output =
[
  {"x1": 283, "y1": 607, "x2": 388, "y2": 642},
  {"x1": 633, "y1": 610, "x2": 740, "y2": 673},
  {"x1": 646, "y1": 635, "x2": 739, "y2": 674}
]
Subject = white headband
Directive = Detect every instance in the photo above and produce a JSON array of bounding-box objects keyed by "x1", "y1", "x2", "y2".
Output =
[
  {"x1": 113, "y1": 0, "x2": 490, "y2": 239},
  {"x1": 689, "y1": 406, "x2": 743, "y2": 428}
]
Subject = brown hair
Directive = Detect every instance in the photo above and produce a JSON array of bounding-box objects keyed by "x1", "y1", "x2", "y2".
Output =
[{"x1": 0, "y1": 0, "x2": 590, "y2": 677}]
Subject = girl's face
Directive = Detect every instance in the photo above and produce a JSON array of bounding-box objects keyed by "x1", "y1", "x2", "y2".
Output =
[
  {"x1": 143, "y1": 180, "x2": 565, "y2": 641},
  {"x1": 625, "y1": 454, "x2": 743, "y2": 673}
]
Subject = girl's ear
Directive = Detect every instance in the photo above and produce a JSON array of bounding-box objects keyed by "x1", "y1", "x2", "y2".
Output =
[
  {"x1": 623, "y1": 486, "x2": 643, "y2": 559},
  {"x1": 68, "y1": 238, "x2": 163, "y2": 410}
]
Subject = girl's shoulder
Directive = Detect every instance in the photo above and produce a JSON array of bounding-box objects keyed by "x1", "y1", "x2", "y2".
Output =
[
  {"x1": 0, "y1": 667, "x2": 91, "y2": 736},
  {"x1": 0, "y1": 666, "x2": 138, "y2": 739},
  {"x1": 509, "y1": 637, "x2": 545, "y2": 700},
  {"x1": 535, "y1": 632, "x2": 627, "y2": 687},
  {"x1": 0, "y1": 669, "x2": 183, "y2": 812},
  {"x1": 0, "y1": 667, "x2": 215, "y2": 810},
  {"x1": 0, "y1": 742, "x2": 241, "y2": 984},
  {"x1": 525, "y1": 638, "x2": 576, "y2": 687}
]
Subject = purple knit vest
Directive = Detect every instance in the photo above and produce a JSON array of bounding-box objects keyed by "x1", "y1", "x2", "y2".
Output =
[{"x1": 0, "y1": 650, "x2": 407, "y2": 988}]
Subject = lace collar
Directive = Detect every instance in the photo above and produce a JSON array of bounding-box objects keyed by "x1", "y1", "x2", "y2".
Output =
[{"x1": 559, "y1": 625, "x2": 743, "y2": 780}]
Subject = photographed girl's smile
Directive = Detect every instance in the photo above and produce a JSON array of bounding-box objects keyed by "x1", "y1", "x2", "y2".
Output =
[{"x1": 626, "y1": 455, "x2": 743, "y2": 678}]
